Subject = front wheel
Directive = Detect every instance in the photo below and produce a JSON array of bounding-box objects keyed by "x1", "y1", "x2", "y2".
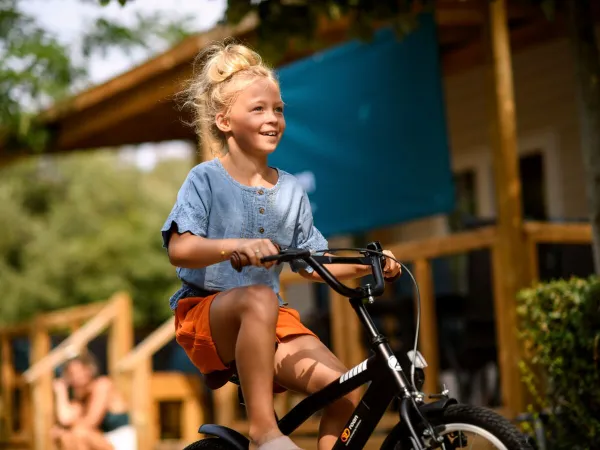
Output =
[{"x1": 400, "y1": 404, "x2": 533, "y2": 450}]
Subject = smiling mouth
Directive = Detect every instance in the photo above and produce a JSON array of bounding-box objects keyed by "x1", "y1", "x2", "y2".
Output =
[{"x1": 260, "y1": 131, "x2": 278, "y2": 137}]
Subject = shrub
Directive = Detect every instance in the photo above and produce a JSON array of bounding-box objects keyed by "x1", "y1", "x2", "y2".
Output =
[{"x1": 517, "y1": 276, "x2": 600, "y2": 449}]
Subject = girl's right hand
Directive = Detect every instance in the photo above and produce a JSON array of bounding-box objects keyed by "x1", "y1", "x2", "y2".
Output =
[{"x1": 235, "y1": 239, "x2": 280, "y2": 269}]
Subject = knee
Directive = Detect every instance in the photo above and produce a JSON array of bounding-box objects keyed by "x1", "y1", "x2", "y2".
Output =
[{"x1": 239, "y1": 284, "x2": 279, "y2": 320}]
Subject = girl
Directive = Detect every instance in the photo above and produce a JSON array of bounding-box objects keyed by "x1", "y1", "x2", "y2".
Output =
[
  {"x1": 52, "y1": 352, "x2": 136, "y2": 450},
  {"x1": 162, "y1": 40, "x2": 401, "y2": 450}
]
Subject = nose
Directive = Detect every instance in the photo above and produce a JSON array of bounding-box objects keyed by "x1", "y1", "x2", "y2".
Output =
[{"x1": 265, "y1": 109, "x2": 278, "y2": 124}]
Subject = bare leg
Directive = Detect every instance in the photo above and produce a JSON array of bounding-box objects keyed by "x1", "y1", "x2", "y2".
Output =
[
  {"x1": 209, "y1": 285, "x2": 287, "y2": 447},
  {"x1": 274, "y1": 335, "x2": 361, "y2": 450},
  {"x1": 57, "y1": 430, "x2": 86, "y2": 450}
]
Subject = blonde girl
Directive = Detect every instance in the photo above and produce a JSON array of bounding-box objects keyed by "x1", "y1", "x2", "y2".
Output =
[{"x1": 162, "y1": 40, "x2": 401, "y2": 450}]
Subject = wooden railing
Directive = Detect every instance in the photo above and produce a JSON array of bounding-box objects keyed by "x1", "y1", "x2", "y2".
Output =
[
  {"x1": 0, "y1": 292, "x2": 133, "y2": 450},
  {"x1": 1, "y1": 221, "x2": 593, "y2": 450},
  {"x1": 524, "y1": 221, "x2": 593, "y2": 283},
  {"x1": 116, "y1": 318, "x2": 206, "y2": 450}
]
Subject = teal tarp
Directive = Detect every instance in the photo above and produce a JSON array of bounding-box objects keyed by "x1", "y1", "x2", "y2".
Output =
[{"x1": 271, "y1": 15, "x2": 454, "y2": 237}]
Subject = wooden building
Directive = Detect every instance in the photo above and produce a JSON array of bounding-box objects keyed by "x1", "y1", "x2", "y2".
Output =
[{"x1": 1, "y1": 1, "x2": 597, "y2": 449}]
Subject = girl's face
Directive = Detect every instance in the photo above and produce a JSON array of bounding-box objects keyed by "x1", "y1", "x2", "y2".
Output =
[
  {"x1": 63, "y1": 360, "x2": 93, "y2": 389},
  {"x1": 219, "y1": 77, "x2": 285, "y2": 156}
]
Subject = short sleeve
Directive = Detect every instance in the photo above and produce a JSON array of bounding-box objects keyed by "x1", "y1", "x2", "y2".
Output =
[
  {"x1": 161, "y1": 171, "x2": 211, "y2": 248},
  {"x1": 290, "y1": 192, "x2": 328, "y2": 273}
]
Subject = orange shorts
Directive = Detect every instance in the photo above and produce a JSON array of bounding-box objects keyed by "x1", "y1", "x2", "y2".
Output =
[{"x1": 174, "y1": 293, "x2": 318, "y2": 375}]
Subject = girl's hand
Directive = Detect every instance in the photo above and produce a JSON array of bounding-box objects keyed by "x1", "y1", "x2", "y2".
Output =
[
  {"x1": 382, "y1": 250, "x2": 401, "y2": 280},
  {"x1": 235, "y1": 239, "x2": 280, "y2": 269},
  {"x1": 53, "y1": 378, "x2": 68, "y2": 395}
]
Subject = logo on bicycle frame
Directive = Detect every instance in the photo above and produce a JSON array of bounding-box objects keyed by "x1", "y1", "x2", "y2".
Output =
[
  {"x1": 387, "y1": 355, "x2": 402, "y2": 371},
  {"x1": 340, "y1": 414, "x2": 361, "y2": 445}
]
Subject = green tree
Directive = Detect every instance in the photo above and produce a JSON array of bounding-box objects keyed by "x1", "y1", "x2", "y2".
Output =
[
  {"x1": 0, "y1": 0, "x2": 194, "y2": 153},
  {"x1": 0, "y1": 152, "x2": 190, "y2": 328}
]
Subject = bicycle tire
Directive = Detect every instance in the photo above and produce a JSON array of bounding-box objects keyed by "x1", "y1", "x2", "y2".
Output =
[
  {"x1": 398, "y1": 404, "x2": 533, "y2": 450},
  {"x1": 182, "y1": 437, "x2": 238, "y2": 450}
]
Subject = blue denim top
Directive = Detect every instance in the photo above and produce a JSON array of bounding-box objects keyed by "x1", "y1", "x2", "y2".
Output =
[{"x1": 162, "y1": 158, "x2": 328, "y2": 310}]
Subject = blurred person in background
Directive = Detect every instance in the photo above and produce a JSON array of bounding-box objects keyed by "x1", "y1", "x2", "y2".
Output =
[{"x1": 51, "y1": 351, "x2": 136, "y2": 450}]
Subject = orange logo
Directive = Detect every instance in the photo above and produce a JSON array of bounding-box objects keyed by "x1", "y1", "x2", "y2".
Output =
[{"x1": 340, "y1": 428, "x2": 351, "y2": 442}]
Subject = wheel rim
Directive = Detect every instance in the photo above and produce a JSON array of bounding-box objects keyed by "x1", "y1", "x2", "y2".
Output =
[{"x1": 420, "y1": 423, "x2": 510, "y2": 450}]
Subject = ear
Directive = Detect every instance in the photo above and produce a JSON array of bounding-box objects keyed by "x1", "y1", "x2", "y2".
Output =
[{"x1": 215, "y1": 112, "x2": 231, "y2": 133}]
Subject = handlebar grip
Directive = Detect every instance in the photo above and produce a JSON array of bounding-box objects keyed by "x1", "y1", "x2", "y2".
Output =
[
  {"x1": 230, "y1": 252, "x2": 250, "y2": 272},
  {"x1": 230, "y1": 242, "x2": 281, "y2": 272}
]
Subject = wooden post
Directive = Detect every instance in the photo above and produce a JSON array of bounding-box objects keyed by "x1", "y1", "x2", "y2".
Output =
[
  {"x1": 1, "y1": 334, "x2": 15, "y2": 438},
  {"x1": 413, "y1": 259, "x2": 440, "y2": 396},
  {"x1": 213, "y1": 383, "x2": 238, "y2": 427},
  {"x1": 30, "y1": 322, "x2": 52, "y2": 450},
  {"x1": 131, "y1": 358, "x2": 153, "y2": 450},
  {"x1": 108, "y1": 293, "x2": 134, "y2": 405},
  {"x1": 484, "y1": 0, "x2": 527, "y2": 417}
]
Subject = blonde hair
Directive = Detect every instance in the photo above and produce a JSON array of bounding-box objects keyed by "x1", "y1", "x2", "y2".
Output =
[{"x1": 183, "y1": 39, "x2": 279, "y2": 156}]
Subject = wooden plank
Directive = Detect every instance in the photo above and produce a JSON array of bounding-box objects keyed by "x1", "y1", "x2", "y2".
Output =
[
  {"x1": 23, "y1": 300, "x2": 118, "y2": 384},
  {"x1": 523, "y1": 221, "x2": 592, "y2": 243},
  {"x1": 526, "y1": 234, "x2": 540, "y2": 285},
  {"x1": 491, "y1": 244, "x2": 518, "y2": 418},
  {"x1": 386, "y1": 226, "x2": 497, "y2": 262},
  {"x1": 1, "y1": 334, "x2": 14, "y2": 438},
  {"x1": 150, "y1": 373, "x2": 202, "y2": 401},
  {"x1": 29, "y1": 322, "x2": 52, "y2": 450},
  {"x1": 485, "y1": 0, "x2": 527, "y2": 417},
  {"x1": 117, "y1": 318, "x2": 174, "y2": 374},
  {"x1": 212, "y1": 383, "x2": 238, "y2": 427},
  {"x1": 413, "y1": 259, "x2": 440, "y2": 396},
  {"x1": 131, "y1": 359, "x2": 153, "y2": 450},
  {"x1": 181, "y1": 396, "x2": 204, "y2": 443},
  {"x1": 0, "y1": 323, "x2": 30, "y2": 337},
  {"x1": 108, "y1": 293, "x2": 134, "y2": 403},
  {"x1": 36, "y1": 302, "x2": 107, "y2": 329}
]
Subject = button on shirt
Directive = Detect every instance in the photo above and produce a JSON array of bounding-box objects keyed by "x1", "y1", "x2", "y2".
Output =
[{"x1": 161, "y1": 158, "x2": 328, "y2": 310}]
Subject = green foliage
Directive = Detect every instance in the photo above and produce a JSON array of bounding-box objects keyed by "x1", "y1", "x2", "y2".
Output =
[
  {"x1": 0, "y1": 152, "x2": 190, "y2": 328},
  {"x1": 517, "y1": 277, "x2": 600, "y2": 449},
  {"x1": 223, "y1": 0, "x2": 434, "y2": 64},
  {"x1": 1, "y1": 0, "x2": 194, "y2": 154}
]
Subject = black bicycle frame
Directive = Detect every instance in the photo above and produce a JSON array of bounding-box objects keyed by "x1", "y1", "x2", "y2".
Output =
[
  {"x1": 276, "y1": 296, "x2": 425, "y2": 450},
  {"x1": 201, "y1": 242, "x2": 445, "y2": 450}
]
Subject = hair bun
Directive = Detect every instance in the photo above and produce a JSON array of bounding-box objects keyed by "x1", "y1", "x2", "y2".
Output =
[{"x1": 204, "y1": 42, "x2": 263, "y2": 84}]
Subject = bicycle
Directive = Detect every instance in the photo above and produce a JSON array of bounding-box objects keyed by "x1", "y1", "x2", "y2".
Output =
[{"x1": 184, "y1": 241, "x2": 533, "y2": 450}]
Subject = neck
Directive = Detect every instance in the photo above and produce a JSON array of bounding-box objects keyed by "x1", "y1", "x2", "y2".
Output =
[{"x1": 220, "y1": 144, "x2": 271, "y2": 186}]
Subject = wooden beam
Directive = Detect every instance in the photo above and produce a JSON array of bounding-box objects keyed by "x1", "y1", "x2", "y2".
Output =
[
  {"x1": 29, "y1": 320, "x2": 52, "y2": 450},
  {"x1": 523, "y1": 221, "x2": 592, "y2": 243},
  {"x1": 1, "y1": 334, "x2": 15, "y2": 438},
  {"x1": 130, "y1": 358, "x2": 154, "y2": 450},
  {"x1": 117, "y1": 318, "x2": 173, "y2": 374},
  {"x1": 413, "y1": 259, "x2": 440, "y2": 396},
  {"x1": 387, "y1": 226, "x2": 497, "y2": 262},
  {"x1": 107, "y1": 293, "x2": 134, "y2": 404},
  {"x1": 23, "y1": 297, "x2": 119, "y2": 384},
  {"x1": 485, "y1": 0, "x2": 527, "y2": 417},
  {"x1": 36, "y1": 302, "x2": 107, "y2": 330}
]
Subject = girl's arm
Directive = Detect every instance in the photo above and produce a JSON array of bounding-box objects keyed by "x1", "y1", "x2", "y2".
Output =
[
  {"x1": 53, "y1": 379, "x2": 82, "y2": 427},
  {"x1": 72, "y1": 377, "x2": 111, "y2": 429}
]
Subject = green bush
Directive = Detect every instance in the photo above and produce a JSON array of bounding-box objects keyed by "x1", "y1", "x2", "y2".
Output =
[{"x1": 517, "y1": 276, "x2": 600, "y2": 450}]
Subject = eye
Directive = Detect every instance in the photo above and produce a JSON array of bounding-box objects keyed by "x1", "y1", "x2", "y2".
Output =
[
  {"x1": 275, "y1": 106, "x2": 284, "y2": 113},
  {"x1": 252, "y1": 106, "x2": 263, "y2": 112}
]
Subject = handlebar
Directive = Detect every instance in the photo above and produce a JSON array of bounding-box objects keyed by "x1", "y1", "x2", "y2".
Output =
[{"x1": 229, "y1": 241, "x2": 399, "y2": 299}]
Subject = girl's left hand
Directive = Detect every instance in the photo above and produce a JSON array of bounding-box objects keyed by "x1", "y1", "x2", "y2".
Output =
[{"x1": 382, "y1": 250, "x2": 401, "y2": 279}]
